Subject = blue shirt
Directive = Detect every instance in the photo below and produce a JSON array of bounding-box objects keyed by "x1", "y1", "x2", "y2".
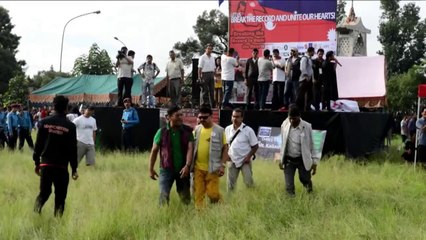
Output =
[
  {"x1": 416, "y1": 118, "x2": 426, "y2": 146},
  {"x1": 121, "y1": 107, "x2": 140, "y2": 129},
  {"x1": 7, "y1": 112, "x2": 19, "y2": 133},
  {"x1": 18, "y1": 111, "x2": 33, "y2": 129},
  {"x1": 0, "y1": 112, "x2": 6, "y2": 129}
]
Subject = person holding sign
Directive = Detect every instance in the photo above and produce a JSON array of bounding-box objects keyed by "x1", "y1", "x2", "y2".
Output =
[
  {"x1": 225, "y1": 108, "x2": 258, "y2": 191},
  {"x1": 279, "y1": 104, "x2": 319, "y2": 196}
]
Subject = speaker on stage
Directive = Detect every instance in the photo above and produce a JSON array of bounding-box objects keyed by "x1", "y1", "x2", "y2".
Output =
[{"x1": 192, "y1": 58, "x2": 200, "y2": 108}]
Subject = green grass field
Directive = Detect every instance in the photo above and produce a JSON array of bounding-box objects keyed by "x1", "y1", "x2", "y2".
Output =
[{"x1": 1, "y1": 141, "x2": 426, "y2": 240}]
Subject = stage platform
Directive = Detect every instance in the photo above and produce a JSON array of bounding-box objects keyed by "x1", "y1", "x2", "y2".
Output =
[{"x1": 93, "y1": 107, "x2": 393, "y2": 158}]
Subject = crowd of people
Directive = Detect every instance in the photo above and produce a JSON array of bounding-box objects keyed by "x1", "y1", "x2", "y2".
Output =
[
  {"x1": 114, "y1": 46, "x2": 185, "y2": 108},
  {"x1": 198, "y1": 44, "x2": 341, "y2": 111},
  {"x1": 2, "y1": 91, "x2": 425, "y2": 217},
  {"x1": 118, "y1": 101, "x2": 319, "y2": 209},
  {"x1": 400, "y1": 110, "x2": 426, "y2": 163},
  {"x1": 13, "y1": 93, "x2": 319, "y2": 216},
  {"x1": 112, "y1": 43, "x2": 341, "y2": 111}
]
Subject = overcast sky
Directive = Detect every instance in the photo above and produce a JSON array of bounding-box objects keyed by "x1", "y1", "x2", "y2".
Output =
[{"x1": 2, "y1": 1, "x2": 426, "y2": 76}]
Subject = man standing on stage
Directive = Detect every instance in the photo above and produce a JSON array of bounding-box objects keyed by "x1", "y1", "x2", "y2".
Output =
[
  {"x1": 257, "y1": 49, "x2": 274, "y2": 111},
  {"x1": 198, "y1": 44, "x2": 216, "y2": 108},
  {"x1": 272, "y1": 49, "x2": 286, "y2": 111},
  {"x1": 296, "y1": 47, "x2": 315, "y2": 111},
  {"x1": 115, "y1": 46, "x2": 134, "y2": 107},
  {"x1": 245, "y1": 48, "x2": 259, "y2": 110},
  {"x1": 165, "y1": 50, "x2": 185, "y2": 107},
  {"x1": 221, "y1": 48, "x2": 239, "y2": 109},
  {"x1": 138, "y1": 54, "x2": 160, "y2": 108},
  {"x1": 312, "y1": 48, "x2": 325, "y2": 111},
  {"x1": 33, "y1": 95, "x2": 78, "y2": 217},
  {"x1": 322, "y1": 51, "x2": 340, "y2": 111},
  {"x1": 284, "y1": 48, "x2": 301, "y2": 110}
]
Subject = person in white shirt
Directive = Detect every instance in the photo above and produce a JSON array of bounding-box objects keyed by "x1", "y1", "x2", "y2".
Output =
[
  {"x1": 296, "y1": 47, "x2": 315, "y2": 111},
  {"x1": 165, "y1": 50, "x2": 185, "y2": 107},
  {"x1": 73, "y1": 106, "x2": 97, "y2": 166},
  {"x1": 115, "y1": 47, "x2": 135, "y2": 107},
  {"x1": 221, "y1": 48, "x2": 239, "y2": 109},
  {"x1": 257, "y1": 49, "x2": 274, "y2": 110},
  {"x1": 271, "y1": 49, "x2": 286, "y2": 111},
  {"x1": 225, "y1": 108, "x2": 258, "y2": 191},
  {"x1": 197, "y1": 44, "x2": 216, "y2": 108}
]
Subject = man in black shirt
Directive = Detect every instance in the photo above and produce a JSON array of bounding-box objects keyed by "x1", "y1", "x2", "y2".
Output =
[
  {"x1": 33, "y1": 95, "x2": 78, "y2": 217},
  {"x1": 312, "y1": 49, "x2": 325, "y2": 111},
  {"x1": 244, "y1": 48, "x2": 260, "y2": 110}
]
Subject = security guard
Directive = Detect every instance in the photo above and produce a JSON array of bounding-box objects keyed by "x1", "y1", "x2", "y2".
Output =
[
  {"x1": 0, "y1": 106, "x2": 8, "y2": 148},
  {"x1": 18, "y1": 106, "x2": 34, "y2": 151},
  {"x1": 33, "y1": 96, "x2": 79, "y2": 217},
  {"x1": 6, "y1": 104, "x2": 20, "y2": 150}
]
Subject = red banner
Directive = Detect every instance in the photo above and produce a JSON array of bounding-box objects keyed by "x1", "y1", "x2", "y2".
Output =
[{"x1": 229, "y1": 0, "x2": 337, "y2": 58}]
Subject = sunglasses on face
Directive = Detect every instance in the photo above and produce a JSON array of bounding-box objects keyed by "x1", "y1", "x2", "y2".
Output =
[{"x1": 198, "y1": 115, "x2": 210, "y2": 120}]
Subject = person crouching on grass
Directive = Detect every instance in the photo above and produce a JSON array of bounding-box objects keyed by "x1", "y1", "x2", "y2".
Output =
[
  {"x1": 279, "y1": 104, "x2": 319, "y2": 196},
  {"x1": 33, "y1": 95, "x2": 78, "y2": 217},
  {"x1": 149, "y1": 106, "x2": 194, "y2": 205}
]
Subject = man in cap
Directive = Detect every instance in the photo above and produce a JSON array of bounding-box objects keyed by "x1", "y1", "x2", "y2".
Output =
[
  {"x1": 121, "y1": 98, "x2": 140, "y2": 151},
  {"x1": 6, "y1": 104, "x2": 20, "y2": 150}
]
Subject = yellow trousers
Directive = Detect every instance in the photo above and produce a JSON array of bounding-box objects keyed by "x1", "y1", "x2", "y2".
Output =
[{"x1": 194, "y1": 167, "x2": 222, "y2": 209}]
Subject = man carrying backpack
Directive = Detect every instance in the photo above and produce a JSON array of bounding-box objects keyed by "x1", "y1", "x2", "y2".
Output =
[
  {"x1": 138, "y1": 55, "x2": 160, "y2": 108},
  {"x1": 296, "y1": 47, "x2": 315, "y2": 112},
  {"x1": 284, "y1": 48, "x2": 301, "y2": 110}
]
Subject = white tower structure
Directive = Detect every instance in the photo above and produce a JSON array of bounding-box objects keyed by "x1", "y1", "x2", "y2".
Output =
[{"x1": 336, "y1": 0, "x2": 371, "y2": 56}]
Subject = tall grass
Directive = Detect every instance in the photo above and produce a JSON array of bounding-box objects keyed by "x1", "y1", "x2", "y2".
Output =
[{"x1": 0, "y1": 142, "x2": 425, "y2": 240}]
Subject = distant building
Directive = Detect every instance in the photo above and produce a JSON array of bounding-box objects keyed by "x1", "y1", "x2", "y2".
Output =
[{"x1": 336, "y1": 1, "x2": 371, "y2": 56}]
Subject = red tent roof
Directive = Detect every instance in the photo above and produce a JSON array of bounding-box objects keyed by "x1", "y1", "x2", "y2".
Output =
[{"x1": 419, "y1": 84, "x2": 426, "y2": 98}]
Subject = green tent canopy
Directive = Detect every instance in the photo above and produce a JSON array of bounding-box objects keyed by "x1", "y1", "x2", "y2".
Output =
[{"x1": 30, "y1": 74, "x2": 167, "y2": 104}]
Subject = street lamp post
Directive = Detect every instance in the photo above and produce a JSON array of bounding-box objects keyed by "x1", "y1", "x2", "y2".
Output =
[
  {"x1": 114, "y1": 37, "x2": 127, "y2": 47},
  {"x1": 59, "y1": 10, "x2": 101, "y2": 72}
]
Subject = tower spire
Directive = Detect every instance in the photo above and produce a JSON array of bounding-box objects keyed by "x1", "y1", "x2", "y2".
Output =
[{"x1": 346, "y1": 0, "x2": 356, "y2": 23}]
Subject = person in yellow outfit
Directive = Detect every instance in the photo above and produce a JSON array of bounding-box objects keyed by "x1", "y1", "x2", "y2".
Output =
[
  {"x1": 192, "y1": 105, "x2": 228, "y2": 209},
  {"x1": 214, "y1": 57, "x2": 223, "y2": 109}
]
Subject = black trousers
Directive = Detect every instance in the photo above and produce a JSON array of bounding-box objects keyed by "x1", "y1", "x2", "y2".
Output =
[
  {"x1": 245, "y1": 77, "x2": 259, "y2": 110},
  {"x1": 18, "y1": 128, "x2": 34, "y2": 150},
  {"x1": 117, "y1": 77, "x2": 133, "y2": 106},
  {"x1": 272, "y1": 81, "x2": 285, "y2": 110},
  {"x1": 122, "y1": 127, "x2": 135, "y2": 151},
  {"x1": 8, "y1": 128, "x2": 18, "y2": 150},
  {"x1": 312, "y1": 81, "x2": 324, "y2": 111},
  {"x1": 34, "y1": 167, "x2": 69, "y2": 217},
  {"x1": 296, "y1": 80, "x2": 313, "y2": 111},
  {"x1": 283, "y1": 156, "x2": 312, "y2": 195},
  {"x1": 418, "y1": 145, "x2": 426, "y2": 163},
  {"x1": 0, "y1": 128, "x2": 7, "y2": 148}
]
